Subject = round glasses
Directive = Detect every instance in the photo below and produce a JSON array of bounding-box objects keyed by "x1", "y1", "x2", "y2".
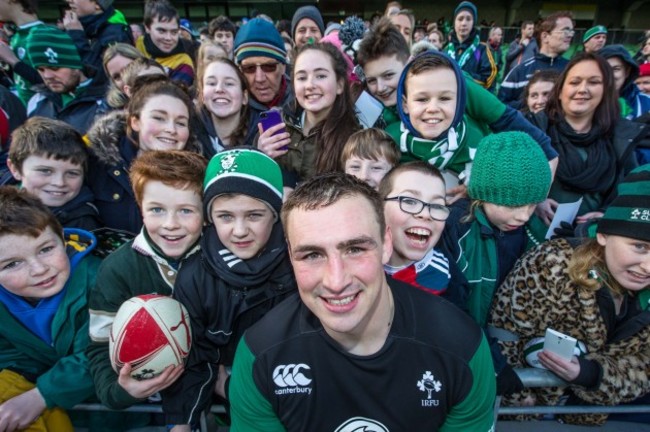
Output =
[{"x1": 384, "y1": 196, "x2": 450, "y2": 221}]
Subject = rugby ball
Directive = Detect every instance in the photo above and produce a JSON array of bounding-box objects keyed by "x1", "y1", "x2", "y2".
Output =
[{"x1": 110, "y1": 294, "x2": 191, "y2": 380}]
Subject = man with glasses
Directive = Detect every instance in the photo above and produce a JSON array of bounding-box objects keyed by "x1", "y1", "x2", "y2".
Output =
[
  {"x1": 229, "y1": 172, "x2": 496, "y2": 431},
  {"x1": 233, "y1": 18, "x2": 293, "y2": 120},
  {"x1": 499, "y1": 11, "x2": 573, "y2": 107}
]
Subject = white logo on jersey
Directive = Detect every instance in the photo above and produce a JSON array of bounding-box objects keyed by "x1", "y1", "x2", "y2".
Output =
[
  {"x1": 417, "y1": 370, "x2": 442, "y2": 405},
  {"x1": 273, "y1": 363, "x2": 311, "y2": 387},
  {"x1": 334, "y1": 417, "x2": 389, "y2": 432},
  {"x1": 273, "y1": 364, "x2": 313, "y2": 395}
]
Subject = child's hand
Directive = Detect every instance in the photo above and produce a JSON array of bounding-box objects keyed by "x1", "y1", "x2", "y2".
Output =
[
  {"x1": 118, "y1": 362, "x2": 184, "y2": 399},
  {"x1": 535, "y1": 198, "x2": 559, "y2": 226},
  {"x1": 446, "y1": 184, "x2": 467, "y2": 204},
  {"x1": 257, "y1": 122, "x2": 290, "y2": 159},
  {"x1": 0, "y1": 387, "x2": 46, "y2": 432},
  {"x1": 576, "y1": 211, "x2": 603, "y2": 224}
]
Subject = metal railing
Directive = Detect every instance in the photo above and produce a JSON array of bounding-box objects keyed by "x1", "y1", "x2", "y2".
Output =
[{"x1": 71, "y1": 368, "x2": 650, "y2": 430}]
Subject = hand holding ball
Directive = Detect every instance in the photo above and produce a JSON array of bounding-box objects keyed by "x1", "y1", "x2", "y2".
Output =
[{"x1": 110, "y1": 295, "x2": 191, "y2": 380}]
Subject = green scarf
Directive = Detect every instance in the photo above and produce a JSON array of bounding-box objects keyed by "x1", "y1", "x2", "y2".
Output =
[
  {"x1": 387, "y1": 120, "x2": 474, "y2": 180},
  {"x1": 446, "y1": 34, "x2": 481, "y2": 68},
  {"x1": 382, "y1": 105, "x2": 400, "y2": 126},
  {"x1": 458, "y1": 208, "x2": 547, "y2": 326},
  {"x1": 638, "y1": 290, "x2": 650, "y2": 311}
]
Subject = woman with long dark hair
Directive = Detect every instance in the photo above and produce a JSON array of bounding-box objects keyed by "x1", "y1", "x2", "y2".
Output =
[
  {"x1": 257, "y1": 42, "x2": 360, "y2": 181},
  {"x1": 532, "y1": 52, "x2": 646, "y2": 225},
  {"x1": 195, "y1": 58, "x2": 257, "y2": 158}
]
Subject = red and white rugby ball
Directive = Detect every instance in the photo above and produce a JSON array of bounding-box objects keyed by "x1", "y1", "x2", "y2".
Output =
[{"x1": 109, "y1": 294, "x2": 191, "y2": 380}]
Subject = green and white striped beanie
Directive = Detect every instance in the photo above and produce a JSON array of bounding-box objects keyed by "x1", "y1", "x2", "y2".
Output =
[
  {"x1": 203, "y1": 149, "x2": 284, "y2": 221},
  {"x1": 26, "y1": 25, "x2": 82, "y2": 70}
]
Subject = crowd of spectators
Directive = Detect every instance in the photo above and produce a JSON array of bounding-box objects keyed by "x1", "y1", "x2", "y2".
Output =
[{"x1": 0, "y1": 0, "x2": 650, "y2": 430}]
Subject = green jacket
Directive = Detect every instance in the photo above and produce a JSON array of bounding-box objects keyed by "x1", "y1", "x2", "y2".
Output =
[
  {"x1": 87, "y1": 231, "x2": 199, "y2": 409},
  {"x1": 0, "y1": 229, "x2": 100, "y2": 409}
]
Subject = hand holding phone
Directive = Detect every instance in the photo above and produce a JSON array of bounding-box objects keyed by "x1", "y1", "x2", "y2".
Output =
[
  {"x1": 543, "y1": 328, "x2": 577, "y2": 361},
  {"x1": 258, "y1": 109, "x2": 290, "y2": 156},
  {"x1": 259, "y1": 109, "x2": 286, "y2": 136}
]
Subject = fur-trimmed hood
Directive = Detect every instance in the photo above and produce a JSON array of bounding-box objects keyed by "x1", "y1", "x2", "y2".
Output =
[
  {"x1": 85, "y1": 109, "x2": 203, "y2": 167},
  {"x1": 86, "y1": 109, "x2": 128, "y2": 166}
]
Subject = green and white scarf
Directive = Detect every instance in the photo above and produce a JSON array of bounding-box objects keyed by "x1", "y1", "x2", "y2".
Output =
[
  {"x1": 395, "y1": 120, "x2": 475, "y2": 182},
  {"x1": 446, "y1": 34, "x2": 480, "y2": 68}
]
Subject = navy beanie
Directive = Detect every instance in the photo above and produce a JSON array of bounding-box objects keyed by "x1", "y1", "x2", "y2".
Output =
[
  {"x1": 234, "y1": 18, "x2": 287, "y2": 65},
  {"x1": 454, "y1": 1, "x2": 478, "y2": 24},
  {"x1": 291, "y1": 6, "x2": 325, "y2": 40}
]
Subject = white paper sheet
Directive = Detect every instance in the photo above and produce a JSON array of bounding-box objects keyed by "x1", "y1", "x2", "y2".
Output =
[{"x1": 545, "y1": 198, "x2": 583, "y2": 239}]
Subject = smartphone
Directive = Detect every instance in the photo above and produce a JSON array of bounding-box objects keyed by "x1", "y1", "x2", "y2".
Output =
[
  {"x1": 259, "y1": 109, "x2": 287, "y2": 150},
  {"x1": 543, "y1": 328, "x2": 577, "y2": 361}
]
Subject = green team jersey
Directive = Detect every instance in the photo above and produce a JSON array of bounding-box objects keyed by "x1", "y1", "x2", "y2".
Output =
[{"x1": 10, "y1": 20, "x2": 46, "y2": 106}]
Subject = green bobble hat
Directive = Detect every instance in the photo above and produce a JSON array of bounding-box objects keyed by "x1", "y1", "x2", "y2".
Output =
[
  {"x1": 583, "y1": 25, "x2": 607, "y2": 43},
  {"x1": 234, "y1": 18, "x2": 287, "y2": 65},
  {"x1": 26, "y1": 25, "x2": 82, "y2": 70},
  {"x1": 203, "y1": 149, "x2": 284, "y2": 222},
  {"x1": 597, "y1": 164, "x2": 650, "y2": 242},
  {"x1": 468, "y1": 131, "x2": 551, "y2": 207},
  {"x1": 454, "y1": 1, "x2": 478, "y2": 24}
]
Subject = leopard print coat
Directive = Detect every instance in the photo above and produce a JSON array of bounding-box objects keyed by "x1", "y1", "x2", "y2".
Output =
[{"x1": 488, "y1": 238, "x2": 650, "y2": 425}]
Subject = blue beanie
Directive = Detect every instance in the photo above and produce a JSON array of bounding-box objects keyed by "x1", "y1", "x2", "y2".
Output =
[
  {"x1": 454, "y1": 1, "x2": 478, "y2": 24},
  {"x1": 396, "y1": 50, "x2": 467, "y2": 139},
  {"x1": 234, "y1": 18, "x2": 287, "y2": 65}
]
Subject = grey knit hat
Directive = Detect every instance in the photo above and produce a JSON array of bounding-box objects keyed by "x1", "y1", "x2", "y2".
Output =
[{"x1": 291, "y1": 6, "x2": 325, "y2": 40}]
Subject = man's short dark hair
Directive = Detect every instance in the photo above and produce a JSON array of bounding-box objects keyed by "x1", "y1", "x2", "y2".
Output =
[
  {"x1": 144, "y1": 0, "x2": 179, "y2": 27},
  {"x1": 281, "y1": 172, "x2": 386, "y2": 240},
  {"x1": 208, "y1": 16, "x2": 236, "y2": 38},
  {"x1": 357, "y1": 17, "x2": 410, "y2": 67}
]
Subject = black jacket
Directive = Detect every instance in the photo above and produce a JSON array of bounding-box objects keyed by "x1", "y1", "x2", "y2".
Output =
[
  {"x1": 27, "y1": 79, "x2": 107, "y2": 134},
  {"x1": 163, "y1": 227, "x2": 296, "y2": 425}
]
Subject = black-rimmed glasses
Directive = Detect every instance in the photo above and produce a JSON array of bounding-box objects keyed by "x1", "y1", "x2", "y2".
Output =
[{"x1": 384, "y1": 196, "x2": 450, "y2": 221}]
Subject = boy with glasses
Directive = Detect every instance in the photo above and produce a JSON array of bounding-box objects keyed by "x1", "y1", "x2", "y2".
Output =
[
  {"x1": 379, "y1": 162, "x2": 467, "y2": 309},
  {"x1": 233, "y1": 18, "x2": 292, "y2": 120}
]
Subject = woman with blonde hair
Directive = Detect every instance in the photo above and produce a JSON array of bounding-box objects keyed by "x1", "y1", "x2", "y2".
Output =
[
  {"x1": 103, "y1": 43, "x2": 146, "y2": 108},
  {"x1": 489, "y1": 165, "x2": 650, "y2": 425}
]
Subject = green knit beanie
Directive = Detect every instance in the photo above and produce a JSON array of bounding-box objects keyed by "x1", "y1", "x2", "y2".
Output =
[
  {"x1": 203, "y1": 149, "x2": 284, "y2": 221},
  {"x1": 583, "y1": 25, "x2": 607, "y2": 44},
  {"x1": 468, "y1": 132, "x2": 551, "y2": 207},
  {"x1": 597, "y1": 164, "x2": 650, "y2": 242},
  {"x1": 26, "y1": 26, "x2": 83, "y2": 70}
]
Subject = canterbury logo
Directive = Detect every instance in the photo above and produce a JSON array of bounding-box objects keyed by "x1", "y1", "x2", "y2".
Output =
[{"x1": 273, "y1": 363, "x2": 312, "y2": 387}]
